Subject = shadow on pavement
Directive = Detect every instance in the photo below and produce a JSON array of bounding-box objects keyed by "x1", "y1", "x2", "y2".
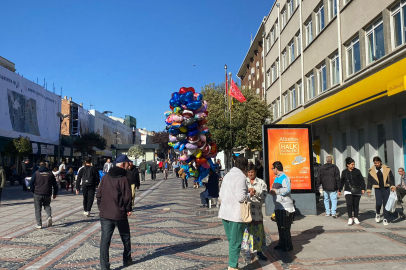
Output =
[
  {"x1": 133, "y1": 203, "x2": 176, "y2": 211},
  {"x1": 264, "y1": 226, "x2": 325, "y2": 266},
  {"x1": 114, "y1": 238, "x2": 222, "y2": 269}
]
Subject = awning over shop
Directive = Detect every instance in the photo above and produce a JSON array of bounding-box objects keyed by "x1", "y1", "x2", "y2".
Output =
[{"x1": 279, "y1": 57, "x2": 406, "y2": 125}]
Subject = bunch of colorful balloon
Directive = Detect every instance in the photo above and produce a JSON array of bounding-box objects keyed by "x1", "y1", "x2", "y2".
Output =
[{"x1": 164, "y1": 87, "x2": 218, "y2": 185}]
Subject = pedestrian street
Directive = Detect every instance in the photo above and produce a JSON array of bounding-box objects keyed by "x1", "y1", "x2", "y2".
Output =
[{"x1": 2, "y1": 173, "x2": 406, "y2": 270}]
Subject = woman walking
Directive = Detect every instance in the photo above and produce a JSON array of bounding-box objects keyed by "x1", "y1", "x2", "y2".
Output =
[
  {"x1": 367, "y1": 156, "x2": 396, "y2": 226},
  {"x1": 66, "y1": 167, "x2": 75, "y2": 193},
  {"x1": 338, "y1": 157, "x2": 365, "y2": 225},
  {"x1": 241, "y1": 164, "x2": 268, "y2": 261},
  {"x1": 269, "y1": 161, "x2": 295, "y2": 251},
  {"x1": 218, "y1": 156, "x2": 251, "y2": 270}
]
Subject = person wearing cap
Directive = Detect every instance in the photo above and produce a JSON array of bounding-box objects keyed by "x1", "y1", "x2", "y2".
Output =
[
  {"x1": 97, "y1": 154, "x2": 133, "y2": 270},
  {"x1": 127, "y1": 161, "x2": 140, "y2": 208},
  {"x1": 139, "y1": 159, "x2": 147, "y2": 182},
  {"x1": 76, "y1": 157, "x2": 100, "y2": 217}
]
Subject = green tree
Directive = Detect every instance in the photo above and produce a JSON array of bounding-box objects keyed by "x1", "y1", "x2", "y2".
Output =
[
  {"x1": 128, "y1": 145, "x2": 145, "y2": 159},
  {"x1": 151, "y1": 131, "x2": 170, "y2": 159},
  {"x1": 4, "y1": 136, "x2": 32, "y2": 158},
  {"x1": 201, "y1": 83, "x2": 272, "y2": 151},
  {"x1": 72, "y1": 132, "x2": 107, "y2": 155}
]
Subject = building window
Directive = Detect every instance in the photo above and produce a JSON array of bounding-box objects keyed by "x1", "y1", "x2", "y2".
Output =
[
  {"x1": 284, "y1": 93, "x2": 289, "y2": 114},
  {"x1": 291, "y1": 87, "x2": 296, "y2": 109},
  {"x1": 281, "y1": 9, "x2": 286, "y2": 29},
  {"x1": 318, "y1": 64, "x2": 327, "y2": 93},
  {"x1": 273, "y1": 102, "x2": 278, "y2": 119},
  {"x1": 282, "y1": 50, "x2": 287, "y2": 71},
  {"x1": 298, "y1": 81, "x2": 303, "y2": 105},
  {"x1": 271, "y1": 28, "x2": 275, "y2": 44},
  {"x1": 266, "y1": 34, "x2": 270, "y2": 52},
  {"x1": 276, "y1": 99, "x2": 280, "y2": 118},
  {"x1": 377, "y1": 124, "x2": 387, "y2": 164},
  {"x1": 289, "y1": 40, "x2": 295, "y2": 64},
  {"x1": 392, "y1": 1, "x2": 406, "y2": 48},
  {"x1": 276, "y1": 59, "x2": 279, "y2": 78},
  {"x1": 288, "y1": 0, "x2": 294, "y2": 18},
  {"x1": 346, "y1": 37, "x2": 361, "y2": 75},
  {"x1": 271, "y1": 65, "x2": 276, "y2": 82},
  {"x1": 366, "y1": 19, "x2": 385, "y2": 64},
  {"x1": 275, "y1": 21, "x2": 279, "y2": 38},
  {"x1": 305, "y1": 20, "x2": 313, "y2": 46},
  {"x1": 316, "y1": 5, "x2": 325, "y2": 35},
  {"x1": 256, "y1": 88, "x2": 260, "y2": 95},
  {"x1": 307, "y1": 73, "x2": 315, "y2": 100},
  {"x1": 296, "y1": 32, "x2": 302, "y2": 55},
  {"x1": 330, "y1": 53, "x2": 340, "y2": 86},
  {"x1": 267, "y1": 69, "x2": 271, "y2": 86},
  {"x1": 329, "y1": 0, "x2": 337, "y2": 20}
]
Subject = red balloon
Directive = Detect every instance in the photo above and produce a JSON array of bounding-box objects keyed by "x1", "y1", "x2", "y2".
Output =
[
  {"x1": 170, "y1": 105, "x2": 174, "y2": 110},
  {"x1": 179, "y1": 87, "x2": 196, "y2": 94},
  {"x1": 196, "y1": 157, "x2": 207, "y2": 164}
]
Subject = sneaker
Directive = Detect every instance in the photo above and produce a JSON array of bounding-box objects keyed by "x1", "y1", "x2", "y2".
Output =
[
  {"x1": 123, "y1": 258, "x2": 133, "y2": 266},
  {"x1": 353, "y1": 218, "x2": 360, "y2": 224},
  {"x1": 383, "y1": 219, "x2": 389, "y2": 226},
  {"x1": 332, "y1": 214, "x2": 337, "y2": 218},
  {"x1": 36, "y1": 225, "x2": 42, "y2": 229},
  {"x1": 86, "y1": 212, "x2": 90, "y2": 217},
  {"x1": 83, "y1": 211, "x2": 89, "y2": 217},
  {"x1": 325, "y1": 213, "x2": 330, "y2": 217},
  {"x1": 375, "y1": 214, "x2": 381, "y2": 223},
  {"x1": 47, "y1": 217, "x2": 52, "y2": 227},
  {"x1": 348, "y1": 218, "x2": 353, "y2": 225}
]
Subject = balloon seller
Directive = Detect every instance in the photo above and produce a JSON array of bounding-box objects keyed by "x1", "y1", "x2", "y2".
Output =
[{"x1": 165, "y1": 87, "x2": 218, "y2": 187}]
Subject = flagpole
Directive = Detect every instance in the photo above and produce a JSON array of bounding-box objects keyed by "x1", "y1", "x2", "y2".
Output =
[
  {"x1": 229, "y1": 72, "x2": 232, "y2": 169},
  {"x1": 224, "y1": 64, "x2": 228, "y2": 112}
]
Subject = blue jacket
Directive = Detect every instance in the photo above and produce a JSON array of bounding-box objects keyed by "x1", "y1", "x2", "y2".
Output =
[{"x1": 272, "y1": 172, "x2": 294, "y2": 211}]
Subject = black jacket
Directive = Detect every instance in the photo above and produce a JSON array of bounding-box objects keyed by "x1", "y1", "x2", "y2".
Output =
[
  {"x1": 127, "y1": 167, "x2": 140, "y2": 187},
  {"x1": 317, "y1": 163, "x2": 340, "y2": 191},
  {"x1": 76, "y1": 165, "x2": 100, "y2": 191},
  {"x1": 150, "y1": 162, "x2": 158, "y2": 172},
  {"x1": 96, "y1": 167, "x2": 132, "y2": 220},
  {"x1": 204, "y1": 173, "x2": 219, "y2": 198},
  {"x1": 339, "y1": 168, "x2": 366, "y2": 192},
  {"x1": 29, "y1": 167, "x2": 58, "y2": 196},
  {"x1": 66, "y1": 171, "x2": 75, "y2": 183}
]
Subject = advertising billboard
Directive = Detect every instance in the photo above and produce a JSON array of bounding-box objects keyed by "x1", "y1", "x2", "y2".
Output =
[
  {"x1": 0, "y1": 65, "x2": 60, "y2": 145},
  {"x1": 263, "y1": 125, "x2": 314, "y2": 193}
]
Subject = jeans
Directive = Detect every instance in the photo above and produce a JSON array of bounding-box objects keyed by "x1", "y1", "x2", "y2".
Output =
[
  {"x1": 182, "y1": 177, "x2": 188, "y2": 188},
  {"x1": 375, "y1": 187, "x2": 390, "y2": 220},
  {"x1": 323, "y1": 191, "x2": 338, "y2": 215},
  {"x1": 130, "y1": 184, "x2": 136, "y2": 208},
  {"x1": 100, "y1": 218, "x2": 131, "y2": 270},
  {"x1": 164, "y1": 169, "x2": 168, "y2": 179},
  {"x1": 140, "y1": 170, "x2": 145, "y2": 181},
  {"x1": 200, "y1": 190, "x2": 209, "y2": 205},
  {"x1": 174, "y1": 167, "x2": 179, "y2": 178},
  {"x1": 345, "y1": 194, "x2": 361, "y2": 218},
  {"x1": 222, "y1": 219, "x2": 245, "y2": 268},
  {"x1": 275, "y1": 209, "x2": 294, "y2": 249},
  {"x1": 33, "y1": 193, "x2": 52, "y2": 226},
  {"x1": 82, "y1": 186, "x2": 96, "y2": 212},
  {"x1": 151, "y1": 171, "x2": 156, "y2": 180}
]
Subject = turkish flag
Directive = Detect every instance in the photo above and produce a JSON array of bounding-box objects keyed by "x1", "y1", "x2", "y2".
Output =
[{"x1": 229, "y1": 78, "x2": 246, "y2": 102}]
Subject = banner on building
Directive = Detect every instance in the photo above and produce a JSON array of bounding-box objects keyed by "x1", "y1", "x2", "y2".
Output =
[
  {"x1": 32, "y1": 143, "x2": 38, "y2": 154},
  {"x1": 0, "y1": 65, "x2": 60, "y2": 145},
  {"x1": 41, "y1": 144, "x2": 47, "y2": 154},
  {"x1": 262, "y1": 125, "x2": 314, "y2": 192},
  {"x1": 46, "y1": 145, "x2": 54, "y2": 155},
  {"x1": 63, "y1": 147, "x2": 71, "y2": 156},
  {"x1": 78, "y1": 106, "x2": 90, "y2": 136}
]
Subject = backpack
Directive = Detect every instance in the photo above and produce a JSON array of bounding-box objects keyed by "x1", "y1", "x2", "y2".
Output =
[{"x1": 82, "y1": 167, "x2": 94, "y2": 186}]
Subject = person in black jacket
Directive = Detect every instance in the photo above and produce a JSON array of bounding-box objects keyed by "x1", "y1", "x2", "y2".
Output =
[
  {"x1": 150, "y1": 161, "x2": 158, "y2": 180},
  {"x1": 28, "y1": 162, "x2": 58, "y2": 229},
  {"x1": 317, "y1": 156, "x2": 340, "y2": 218},
  {"x1": 338, "y1": 157, "x2": 365, "y2": 225},
  {"x1": 200, "y1": 169, "x2": 219, "y2": 207},
  {"x1": 76, "y1": 157, "x2": 100, "y2": 217},
  {"x1": 127, "y1": 161, "x2": 140, "y2": 208},
  {"x1": 367, "y1": 156, "x2": 396, "y2": 226},
  {"x1": 65, "y1": 167, "x2": 75, "y2": 193}
]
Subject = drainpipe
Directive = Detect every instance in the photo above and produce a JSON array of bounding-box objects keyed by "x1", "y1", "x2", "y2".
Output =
[
  {"x1": 262, "y1": 21, "x2": 267, "y2": 103},
  {"x1": 337, "y1": 0, "x2": 343, "y2": 85},
  {"x1": 299, "y1": 0, "x2": 305, "y2": 105},
  {"x1": 277, "y1": 3, "x2": 282, "y2": 118}
]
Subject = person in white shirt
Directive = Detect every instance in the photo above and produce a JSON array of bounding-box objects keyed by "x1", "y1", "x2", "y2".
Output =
[
  {"x1": 218, "y1": 156, "x2": 252, "y2": 270},
  {"x1": 59, "y1": 161, "x2": 66, "y2": 172},
  {"x1": 103, "y1": 159, "x2": 113, "y2": 173}
]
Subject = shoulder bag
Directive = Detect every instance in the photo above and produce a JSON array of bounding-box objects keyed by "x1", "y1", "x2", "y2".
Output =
[
  {"x1": 347, "y1": 171, "x2": 362, "y2": 195},
  {"x1": 240, "y1": 199, "x2": 252, "y2": 223}
]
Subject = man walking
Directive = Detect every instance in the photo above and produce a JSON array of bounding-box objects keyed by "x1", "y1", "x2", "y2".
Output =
[
  {"x1": 139, "y1": 159, "x2": 147, "y2": 182},
  {"x1": 97, "y1": 155, "x2": 133, "y2": 270},
  {"x1": 103, "y1": 158, "x2": 113, "y2": 174},
  {"x1": 0, "y1": 164, "x2": 6, "y2": 205},
  {"x1": 317, "y1": 156, "x2": 340, "y2": 218},
  {"x1": 127, "y1": 161, "x2": 140, "y2": 208},
  {"x1": 76, "y1": 157, "x2": 100, "y2": 217},
  {"x1": 28, "y1": 162, "x2": 58, "y2": 229},
  {"x1": 173, "y1": 159, "x2": 180, "y2": 178},
  {"x1": 150, "y1": 161, "x2": 157, "y2": 181}
]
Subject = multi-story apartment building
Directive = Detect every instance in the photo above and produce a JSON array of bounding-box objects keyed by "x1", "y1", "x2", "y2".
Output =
[
  {"x1": 237, "y1": 23, "x2": 266, "y2": 98},
  {"x1": 262, "y1": 0, "x2": 406, "y2": 176}
]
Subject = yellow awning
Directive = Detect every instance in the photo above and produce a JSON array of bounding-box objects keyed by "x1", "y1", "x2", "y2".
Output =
[{"x1": 279, "y1": 57, "x2": 406, "y2": 124}]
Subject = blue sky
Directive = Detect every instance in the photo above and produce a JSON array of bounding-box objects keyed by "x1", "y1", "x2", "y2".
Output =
[{"x1": 1, "y1": 0, "x2": 274, "y2": 132}]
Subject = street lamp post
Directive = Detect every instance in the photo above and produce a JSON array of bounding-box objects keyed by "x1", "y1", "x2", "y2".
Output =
[
  {"x1": 56, "y1": 112, "x2": 69, "y2": 166},
  {"x1": 114, "y1": 131, "x2": 120, "y2": 161}
]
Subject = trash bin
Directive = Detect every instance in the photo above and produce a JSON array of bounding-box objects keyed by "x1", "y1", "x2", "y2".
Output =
[{"x1": 147, "y1": 164, "x2": 151, "y2": 174}]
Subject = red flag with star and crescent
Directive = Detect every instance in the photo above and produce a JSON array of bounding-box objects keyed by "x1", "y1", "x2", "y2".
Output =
[{"x1": 229, "y1": 78, "x2": 246, "y2": 102}]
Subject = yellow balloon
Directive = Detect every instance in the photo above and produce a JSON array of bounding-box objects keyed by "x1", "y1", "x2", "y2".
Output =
[
  {"x1": 195, "y1": 149, "x2": 202, "y2": 158},
  {"x1": 179, "y1": 127, "x2": 187, "y2": 133}
]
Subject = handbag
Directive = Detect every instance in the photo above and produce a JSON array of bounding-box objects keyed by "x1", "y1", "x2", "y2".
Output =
[
  {"x1": 385, "y1": 191, "x2": 397, "y2": 213},
  {"x1": 240, "y1": 199, "x2": 252, "y2": 223},
  {"x1": 346, "y1": 171, "x2": 362, "y2": 195}
]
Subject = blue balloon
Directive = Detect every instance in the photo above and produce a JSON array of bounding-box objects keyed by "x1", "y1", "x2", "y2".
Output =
[
  {"x1": 172, "y1": 92, "x2": 180, "y2": 101},
  {"x1": 187, "y1": 122, "x2": 198, "y2": 130},
  {"x1": 170, "y1": 98, "x2": 180, "y2": 108},
  {"x1": 187, "y1": 129, "x2": 199, "y2": 137},
  {"x1": 187, "y1": 101, "x2": 202, "y2": 110},
  {"x1": 168, "y1": 128, "x2": 179, "y2": 135},
  {"x1": 174, "y1": 142, "x2": 181, "y2": 149},
  {"x1": 195, "y1": 93, "x2": 203, "y2": 101},
  {"x1": 179, "y1": 143, "x2": 186, "y2": 151}
]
